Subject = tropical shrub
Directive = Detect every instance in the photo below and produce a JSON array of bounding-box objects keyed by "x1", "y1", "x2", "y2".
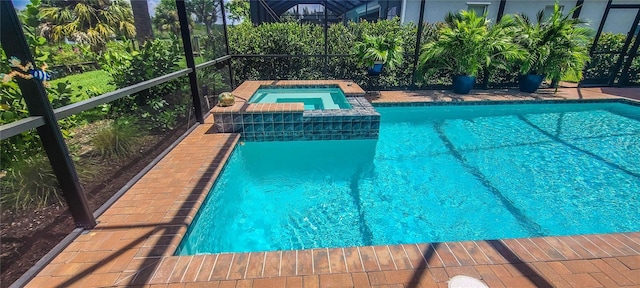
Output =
[
  {"x1": 197, "y1": 65, "x2": 230, "y2": 113},
  {"x1": 0, "y1": 153, "x2": 63, "y2": 209},
  {"x1": 47, "y1": 80, "x2": 74, "y2": 107},
  {"x1": 101, "y1": 39, "x2": 189, "y2": 131},
  {"x1": 417, "y1": 11, "x2": 523, "y2": 80},
  {"x1": 0, "y1": 79, "x2": 41, "y2": 170},
  {"x1": 226, "y1": 15, "x2": 636, "y2": 89},
  {"x1": 626, "y1": 45, "x2": 640, "y2": 84},
  {"x1": 335, "y1": 20, "x2": 439, "y2": 89},
  {"x1": 40, "y1": 44, "x2": 99, "y2": 78},
  {"x1": 0, "y1": 151, "x2": 96, "y2": 210},
  {"x1": 91, "y1": 118, "x2": 141, "y2": 158},
  {"x1": 513, "y1": 3, "x2": 592, "y2": 84},
  {"x1": 1, "y1": 3, "x2": 47, "y2": 170},
  {"x1": 339, "y1": 19, "x2": 420, "y2": 89},
  {"x1": 229, "y1": 18, "x2": 437, "y2": 90},
  {"x1": 229, "y1": 21, "x2": 324, "y2": 80},
  {"x1": 583, "y1": 33, "x2": 639, "y2": 84},
  {"x1": 203, "y1": 29, "x2": 228, "y2": 60},
  {"x1": 199, "y1": 23, "x2": 232, "y2": 102},
  {"x1": 353, "y1": 34, "x2": 404, "y2": 69},
  {"x1": 45, "y1": 44, "x2": 96, "y2": 65},
  {"x1": 584, "y1": 33, "x2": 624, "y2": 81},
  {"x1": 51, "y1": 49, "x2": 88, "y2": 67},
  {"x1": 0, "y1": 47, "x2": 77, "y2": 169}
]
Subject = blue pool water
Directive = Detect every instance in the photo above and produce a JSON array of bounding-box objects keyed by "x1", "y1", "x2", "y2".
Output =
[
  {"x1": 177, "y1": 102, "x2": 640, "y2": 255},
  {"x1": 249, "y1": 87, "x2": 351, "y2": 110}
]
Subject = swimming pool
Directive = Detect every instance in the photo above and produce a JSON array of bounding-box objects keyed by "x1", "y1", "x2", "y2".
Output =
[
  {"x1": 249, "y1": 86, "x2": 351, "y2": 110},
  {"x1": 177, "y1": 102, "x2": 640, "y2": 255}
]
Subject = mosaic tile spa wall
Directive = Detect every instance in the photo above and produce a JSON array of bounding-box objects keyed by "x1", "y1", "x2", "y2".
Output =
[{"x1": 213, "y1": 97, "x2": 380, "y2": 141}]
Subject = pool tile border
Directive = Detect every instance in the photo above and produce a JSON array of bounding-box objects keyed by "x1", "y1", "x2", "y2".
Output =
[
  {"x1": 372, "y1": 97, "x2": 640, "y2": 107},
  {"x1": 211, "y1": 80, "x2": 366, "y2": 115}
]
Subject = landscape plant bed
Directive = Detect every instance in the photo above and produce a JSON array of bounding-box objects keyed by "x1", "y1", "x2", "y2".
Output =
[{"x1": 0, "y1": 119, "x2": 192, "y2": 286}]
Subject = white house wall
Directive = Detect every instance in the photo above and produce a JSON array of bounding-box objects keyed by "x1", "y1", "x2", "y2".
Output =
[
  {"x1": 580, "y1": 0, "x2": 640, "y2": 34},
  {"x1": 424, "y1": 0, "x2": 501, "y2": 23},
  {"x1": 501, "y1": 0, "x2": 573, "y2": 23},
  {"x1": 402, "y1": 1, "x2": 423, "y2": 25},
  {"x1": 579, "y1": 1, "x2": 610, "y2": 32},
  {"x1": 398, "y1": 0, "x2": 636, "y2": 34}
]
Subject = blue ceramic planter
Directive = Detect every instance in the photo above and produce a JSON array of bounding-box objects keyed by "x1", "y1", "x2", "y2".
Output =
[
  {"x1": 368, "y1": 63, "x2": 384, "y2": 76},
  {"x1": 519, "y1": 74, "x2": 545, "y2": 93},
  {"x1": 452, "y1": 75, "x2": 476, "y2": 94}
]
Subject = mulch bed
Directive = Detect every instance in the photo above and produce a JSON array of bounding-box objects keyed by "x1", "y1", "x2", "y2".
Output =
[{"x1": 0, "y1": 122, "x2": 191, "y2": 287}]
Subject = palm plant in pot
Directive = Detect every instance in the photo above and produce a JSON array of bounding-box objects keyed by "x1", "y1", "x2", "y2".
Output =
[
  {"x1": 353, "y1": 34, "x2": 404, "y2": 76},
  {"x1": 514, "y1": 3, "x2": 592, "y2": 93},
  {"x1": 417, "y1": 10, "x2": 523, "y2": 94}
]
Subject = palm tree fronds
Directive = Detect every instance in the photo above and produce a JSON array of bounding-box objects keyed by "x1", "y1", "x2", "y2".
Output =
[
  {"x1": 38, "y1": 0, "x2": 135, "y2": 52},
  {"x1": 513, "y1": 1, "x2": 592, "y2": 81}
]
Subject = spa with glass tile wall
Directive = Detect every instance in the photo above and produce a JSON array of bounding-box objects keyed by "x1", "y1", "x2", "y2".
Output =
[{"x1": 212, "y1": 96, "x2": 380, "y2": 141}]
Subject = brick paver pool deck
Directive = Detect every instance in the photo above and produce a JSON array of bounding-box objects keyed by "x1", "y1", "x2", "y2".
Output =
[{"x1": 25, "y1": 85, "x2": 640, "y2": 288}]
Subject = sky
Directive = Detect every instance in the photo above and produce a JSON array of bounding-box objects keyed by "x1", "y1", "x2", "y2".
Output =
[{"x1": 13, "y1": 0, "x2": 30, "y2": 10}]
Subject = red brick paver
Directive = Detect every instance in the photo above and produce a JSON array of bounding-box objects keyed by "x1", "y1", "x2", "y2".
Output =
[{"x1": 366, "y1": 87, "x2": 634, "y2": 103}]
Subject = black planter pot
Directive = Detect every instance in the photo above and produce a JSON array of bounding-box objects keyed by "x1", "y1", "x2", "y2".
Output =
[
  {"x1": 519, "y1": 74, "x2": 545, "y2": 93},
  {"x1": 368, "y1": 63, "x2": 384, "y2": 76},
  {"x1": 452, "y1": 75, "x2": 476, "y2": 94}
]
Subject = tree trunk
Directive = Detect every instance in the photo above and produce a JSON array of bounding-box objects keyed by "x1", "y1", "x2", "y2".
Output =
[
  {"x1": 131, "y1": 0, "x2": 154, "y2": 44},
  {"x1": 205, "y1": 23, "x2": 212, "y2": 36}
]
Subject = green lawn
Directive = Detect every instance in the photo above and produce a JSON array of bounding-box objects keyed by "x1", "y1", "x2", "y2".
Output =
[
  {"x1": 50, "y1": 70, "x2": 115, "y2": 101},
  {"x1": 177, "y1": 55, "x2": 207, "y2": 69}
]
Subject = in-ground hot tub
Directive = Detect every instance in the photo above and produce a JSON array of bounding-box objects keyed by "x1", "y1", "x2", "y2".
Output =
[
  {"x1": 211, "y1": 81, "x2": 380, "y2": 141},
  {"x1": 249, "y1": 86, "x2": 352, "y2": 110}
]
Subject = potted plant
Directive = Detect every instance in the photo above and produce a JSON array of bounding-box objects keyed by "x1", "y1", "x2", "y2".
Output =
[
  {"x1": 514, "y1": 3, "x2": 592, "y2": 93},
  {"x1": 417, "y1": 10, "x2": 523, "y2": 94},
  {"x1": 353, "y1": 34, "x2": 404, "y2": 76}
]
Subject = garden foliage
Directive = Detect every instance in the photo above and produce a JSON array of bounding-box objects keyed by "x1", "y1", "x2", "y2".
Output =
[
  {"x1": 0, "y1": 153, "x2": 64, "y2": 209},
  {"x1": 38, "y1": 0, "x2": 136, "y2": 52},
  {"x1": 417, "y1": 11, "x2": 523, "y2": 81},
  {"x1": 228, "y1": 18, "x2": 531, "y2": 89},
  {"x1": 584, "y1": 33, "x2": 639, "y2": 84},
  {"x1": 228, "y1": 19, "x2": 440, "y2": 89},
  {"x1": 513, "y1": 4, "x2": 592, "y2": 86},
  {"x1": 0, "y1": 19, "x2": 78, "y2": 171},
  {"x1": 100, "y1": 39, "x2": 189, "y2": 131},
  {"x1": 91, "y1": 118, "x2": 141, "y2": 159},
  {"x1": 227, "y1": 19, "x2": 636, "y2": 89}
]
